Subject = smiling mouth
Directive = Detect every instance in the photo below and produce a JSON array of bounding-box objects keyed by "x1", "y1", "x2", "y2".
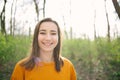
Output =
[{"x1": 42, "y1": 42, "x2": 53, "y2": 46}]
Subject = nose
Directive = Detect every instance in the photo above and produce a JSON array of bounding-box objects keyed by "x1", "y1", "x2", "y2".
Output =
[{"x1": 45, "y1": 34, "x2": 51, "y2": 40}]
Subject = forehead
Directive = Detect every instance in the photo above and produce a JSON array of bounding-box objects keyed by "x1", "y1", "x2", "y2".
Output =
[{"x1": 39, "y1": 22, "x2": 58, "y2": 31}]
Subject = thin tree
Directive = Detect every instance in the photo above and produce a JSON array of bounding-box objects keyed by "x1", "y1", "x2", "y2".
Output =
[
  {"x1": 10, "y1": 0, "x2": 15, "y2": 35},
  {"x1": 69, "y1": 0, "x2": 73, "y2": 39},
  {"x1": 70, "y1": 27, "x2": 73, "y2": 39},
  {"x1": 0, "y1": 0, "x2": 7, "y2": 35},
  {"x1": 62, "y1": 16, "x2": 68, "y2": 39},
  {"x1": 104, "y1": 0, "x2": 110, "y2": 42},
  {"x1": 12, "y1": 0, "x2": 17, "y2": 36},
  {"x1": 94, "y1": 9, "x2": 97, "y2": 40},
  {"x1": 112, "y1": 0, "x2": 120, "y2": 19},
  {"x1": 43, "y1": 0, "x2": 46, "y2": 18},
  {"x1": 33, "y1": 0, "x2": 39, "y2": 21}
]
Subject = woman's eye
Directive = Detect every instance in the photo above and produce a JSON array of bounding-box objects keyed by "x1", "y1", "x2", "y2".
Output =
[
  {"x1": 40, "y1": 32, "x2": 46, "y2": 34},
  {"x1": 51, "y1": 33, "x2": 56, "y2": 35}
]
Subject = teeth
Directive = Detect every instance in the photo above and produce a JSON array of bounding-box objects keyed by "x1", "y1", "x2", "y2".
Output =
[
  {"x1": 43, "y1": 43, "x2": 52, "y2": 46},
  {"x1": 45, "y1": 44, "x2": 51, "y2": 46}
]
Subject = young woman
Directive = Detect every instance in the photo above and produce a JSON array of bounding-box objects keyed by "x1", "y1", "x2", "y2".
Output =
[{"x1": 11, "y1": 18, "x2": 77, "y2": 80}]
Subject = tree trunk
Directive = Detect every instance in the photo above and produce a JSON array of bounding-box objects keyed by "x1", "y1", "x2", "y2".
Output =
[
  {"x1": 12, "y1": 0, "x2": 17, "y2": 36},
  {"x1": 10, "y1": 0, "x2": 14, "y2": 35},
  {"x1": 33, "y1": 0, "x2": 39, "y2": 21},
  {"x1": 94, "y1": 9, "x2": 97, "y2": 40},
  {"x1": 43, "y1": 0, "x2": 46, "y2": 18},
  {"x1": 112, "y1": 0, "x2": 120, "y2": 19},
  {"x1": 70, "y1": 27, "x2": 73, "y2": 39},
  {"x1": 62, "y1": 16, "x2": 68, "y2": 39},
  {"x1": 104, "y1": 0, "x2": 110, "y2": 42},
  {"x1": 0, "y1": 0, "x2": 7, "y2": 35}
]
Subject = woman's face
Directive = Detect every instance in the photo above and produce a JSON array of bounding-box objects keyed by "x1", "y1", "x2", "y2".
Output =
[{"x1": 38, "y1": 22, "x2": 58, "y2": 53}]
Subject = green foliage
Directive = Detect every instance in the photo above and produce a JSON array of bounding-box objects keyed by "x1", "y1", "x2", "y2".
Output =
[
  {"x1": 0, "y1": 33, "x2": 120, "y2": 80},
  {"x1": 62, "y1": 37, "x2": 120, "y2": 80},
  {"x1": 0, "y1": 34, "x2": 32, "y2": 80}
]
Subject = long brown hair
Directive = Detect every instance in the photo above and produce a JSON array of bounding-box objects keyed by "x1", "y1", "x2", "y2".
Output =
[{"x1": 21, "y1": 18, "x2": 63, "y2": 72}]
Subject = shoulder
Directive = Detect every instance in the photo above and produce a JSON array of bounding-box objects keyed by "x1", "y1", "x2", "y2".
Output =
[
  {"x1": 61, "y1": 57, "x2": 76, "y2": 72},
  {"x1": 16, "y1": 57, "x2": 28, "y2": 65},
  {"x1": 14, "y1": 57, "x2": 28, "y2": 69},
  {"x1": 61, "y1": 57, "x2": 77, "y2": 80},
  {"x1": 61, "y1": 57, "x2": 73, "y2": 66},
  {"x1": 11, "y1": 58, "x2": 28, "y2": 79}
]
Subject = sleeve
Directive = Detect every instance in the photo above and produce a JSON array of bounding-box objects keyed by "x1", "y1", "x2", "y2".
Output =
[
  {"x1": 70, "y1": 63, "x2": 77, "y2": 80},
  {"x1": 10, "y1": 62, "x2": 25, "y2": 80}
]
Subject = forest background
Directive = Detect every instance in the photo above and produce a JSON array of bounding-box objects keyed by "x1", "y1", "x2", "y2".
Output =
[{"x1": 0, "y1": 0, "x2": 120, "y2": 80}]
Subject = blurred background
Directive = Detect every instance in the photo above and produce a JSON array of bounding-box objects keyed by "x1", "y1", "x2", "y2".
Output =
[{"x1": 0, "y1": 0, "x2": 120, "y2": 80}]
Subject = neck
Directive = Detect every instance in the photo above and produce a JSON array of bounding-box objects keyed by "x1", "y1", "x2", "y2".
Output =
[{"x1": 39, "y1": 51, "x2": 54, "y2": 62}]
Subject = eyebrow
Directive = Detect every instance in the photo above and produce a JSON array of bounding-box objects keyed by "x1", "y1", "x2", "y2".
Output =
[
  {"x1": 39, "y1": 30, "x2": 46, "y2": 32},
  {"x1": 39, "y1": 29, "x2": 57, "y2": 32}
]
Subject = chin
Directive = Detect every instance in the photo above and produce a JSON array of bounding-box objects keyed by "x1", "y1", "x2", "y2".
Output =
[{"x1": 42, "y1": 49, "x2": 54, "y2": 52}]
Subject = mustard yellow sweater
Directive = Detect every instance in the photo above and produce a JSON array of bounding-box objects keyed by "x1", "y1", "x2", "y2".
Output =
[{"x1": 11, "y1": 57, "x2": 77, "y2": 80}]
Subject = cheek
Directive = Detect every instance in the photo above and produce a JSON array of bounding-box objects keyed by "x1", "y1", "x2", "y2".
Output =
[
  {"x1": 38, "y1": 34, "x2": 44, "y2": 39},
  {"x1": 54, "y1": 36, "x2": 59, "y2": 44},
  {"x1": 38, "y1": 36, "x2": 40, "y2": 46},
  {"x1": 38, "y1": 35, "x2": 40, "y2": 41},
  {"x1": 38, "y1": 35, "x2": 42, "y2": 43}
]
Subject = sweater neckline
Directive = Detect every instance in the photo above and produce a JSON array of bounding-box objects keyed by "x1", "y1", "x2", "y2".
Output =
[{"x1": 36, "y1": 61, "x2": 54, "y2": 66}]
